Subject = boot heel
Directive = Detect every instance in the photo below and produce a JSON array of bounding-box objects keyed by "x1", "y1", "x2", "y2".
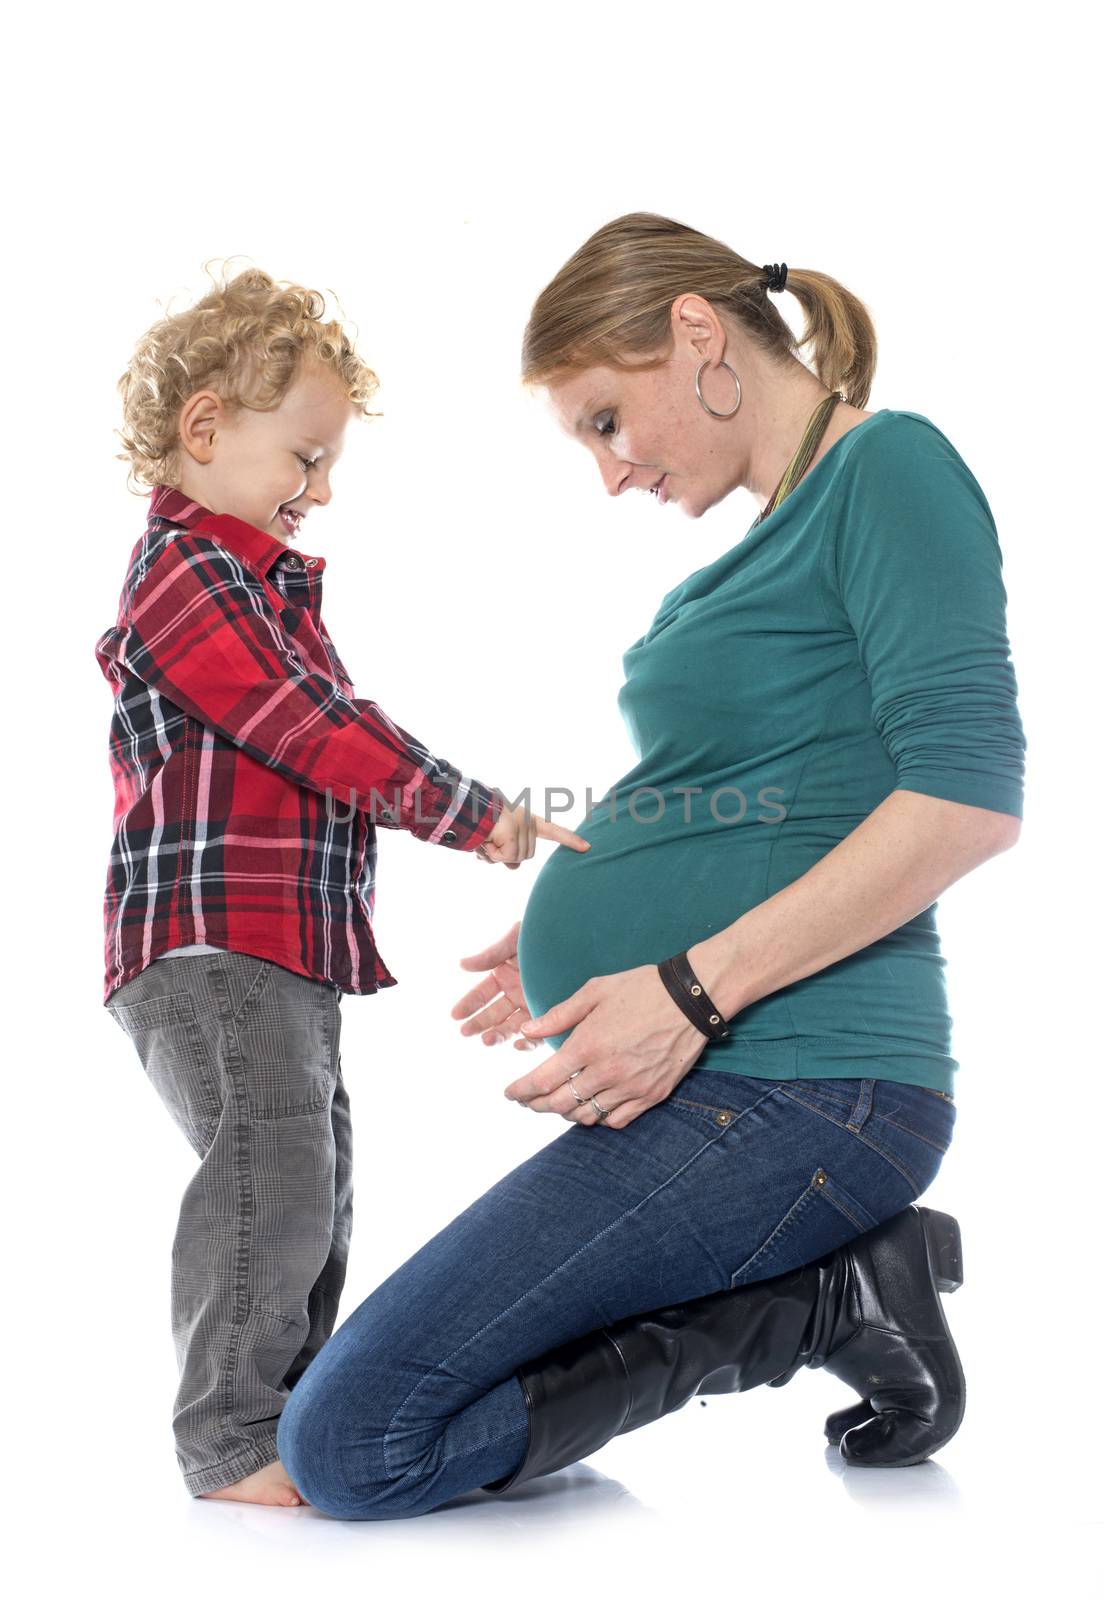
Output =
[{"x1": 920, "y1": 1207, "x2": 963, "y2": 1293}]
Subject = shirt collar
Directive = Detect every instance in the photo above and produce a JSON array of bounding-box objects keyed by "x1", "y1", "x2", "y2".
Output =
[{"x1": 148, "y1": 484, "x2": 327, "y2": 577}]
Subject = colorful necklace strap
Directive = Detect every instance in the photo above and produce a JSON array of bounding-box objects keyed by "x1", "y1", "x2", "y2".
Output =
[{"x1": 756, "y1": 392, "x2": 843, "y2": 525}]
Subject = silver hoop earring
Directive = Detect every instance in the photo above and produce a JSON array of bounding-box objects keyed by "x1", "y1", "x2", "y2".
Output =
[{"x1": 695, "y1": 359, "x2": 742, "y2": 419}]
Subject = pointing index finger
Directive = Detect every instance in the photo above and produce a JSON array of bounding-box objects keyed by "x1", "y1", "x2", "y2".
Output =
[{"x1": 533, "y1": 817, "x2": 591, "y2": 851}]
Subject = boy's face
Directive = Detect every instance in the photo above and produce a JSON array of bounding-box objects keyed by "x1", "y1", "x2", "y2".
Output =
[{"x1": 176, "y1": 355, "x2": 357, "y2": 544}]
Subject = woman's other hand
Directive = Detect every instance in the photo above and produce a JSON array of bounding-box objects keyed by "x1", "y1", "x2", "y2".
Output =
[
  {"x1": 474, "y1": 803, "x2": 591, "y2": 868},
  {"x1": 503, "y1": 964, "x2": 712, "y2": 1128},
  {"x1": 451, "y1": 920, "x2": 540, "y2": 1049}
]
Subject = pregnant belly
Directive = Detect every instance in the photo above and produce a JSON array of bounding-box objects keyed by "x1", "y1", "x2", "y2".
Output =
[
  {"x1": 517, "y1": 819, "x2": 768, "y2": 1048},
  {"x1": 518, "y1": 809, "x2": 953, "y2": 1064}
]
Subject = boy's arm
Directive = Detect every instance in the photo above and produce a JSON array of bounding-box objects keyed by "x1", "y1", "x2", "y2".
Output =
[
  {"x1": 351, "y1": 703, "x2": 498, "y2": 839},
  {"x1": 112, "y1": 531, "x2": 503, "y2": 849}
]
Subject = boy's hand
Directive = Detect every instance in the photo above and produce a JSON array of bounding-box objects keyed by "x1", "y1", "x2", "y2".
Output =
[{"x1": 474, "y1": 803, "x2": 590, "y2": 869}]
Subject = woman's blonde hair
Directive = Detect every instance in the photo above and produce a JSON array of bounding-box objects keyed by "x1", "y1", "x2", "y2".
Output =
[
  {"x1": 115, "y1": 260, "x2": 381, "y2": 493},
  {"x1": 521, "y1": 212, "x2": 877, "y2": 409}
]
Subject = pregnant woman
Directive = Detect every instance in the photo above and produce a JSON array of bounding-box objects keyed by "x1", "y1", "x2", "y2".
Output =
[{"x1": 276, "y1": 212, "x2": 1026, "y2": 1519}]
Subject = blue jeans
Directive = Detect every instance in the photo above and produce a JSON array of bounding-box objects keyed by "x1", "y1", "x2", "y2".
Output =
[{"x1": 277, "y1": 1068, "x2": 956, "y2": 1518}]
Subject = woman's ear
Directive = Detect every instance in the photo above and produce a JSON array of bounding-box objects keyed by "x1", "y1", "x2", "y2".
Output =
[{"x1": 670, "y1": 292, "x2": 726, "y2": 364}]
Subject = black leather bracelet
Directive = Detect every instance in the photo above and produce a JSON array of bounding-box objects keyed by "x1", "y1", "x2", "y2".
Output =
[
  {"x1": 656, "y1": 952, "x2": 731, "y2": 1042},
  {"x1": 665, "y1": 952, "x2": 730, "y2": 1037}
]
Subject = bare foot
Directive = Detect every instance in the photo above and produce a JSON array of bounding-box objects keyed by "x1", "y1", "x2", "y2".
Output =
[{"x1": 200, "y1": 1456, "x2": 308, "y2": 1507}]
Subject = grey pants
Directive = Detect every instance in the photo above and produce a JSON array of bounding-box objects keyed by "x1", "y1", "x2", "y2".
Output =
[{"x1": 105, "y1": 950, "x2": 350, "y2": 1495}]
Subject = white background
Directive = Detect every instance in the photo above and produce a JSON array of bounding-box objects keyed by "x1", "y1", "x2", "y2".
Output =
[{"x1": 4, "y1": 1, "x2": 1100, "y2": 1594}]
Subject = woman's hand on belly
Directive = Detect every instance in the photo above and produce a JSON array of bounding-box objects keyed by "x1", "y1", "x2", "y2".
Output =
[
  {"x1": 450, "y1": 920, "x2": 541, "y2": 1049},
  {"x1": 505, "y1": 964, "x2": 710, "y2": 1129}
]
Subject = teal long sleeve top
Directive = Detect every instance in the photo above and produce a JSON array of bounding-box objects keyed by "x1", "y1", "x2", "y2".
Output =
[{"x1": 516, "y1": 410, "x2": 1027, "y2": 1097}]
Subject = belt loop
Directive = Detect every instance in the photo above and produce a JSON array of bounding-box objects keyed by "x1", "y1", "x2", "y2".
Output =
[
  {"x1": 207, "y1": 962, "x2": 235, "y2": 1026},
  {"x1": 846, "y1": 1078, "x2": 876, "y2": 1132}
]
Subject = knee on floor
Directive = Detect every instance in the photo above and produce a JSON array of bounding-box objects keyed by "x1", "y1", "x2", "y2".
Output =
[{"x1": 277, "y1": 1397, "x2": 421, "y2": 1519}]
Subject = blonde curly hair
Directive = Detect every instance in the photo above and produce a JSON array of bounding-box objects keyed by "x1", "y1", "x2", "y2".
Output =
[{"x1": 115, "y1": 259, "x2": 382, "y2": 493}]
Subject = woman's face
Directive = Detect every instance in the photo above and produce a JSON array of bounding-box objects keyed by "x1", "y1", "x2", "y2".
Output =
[{"x1": 542, "y1": 296, "x2": 750, "y2": 519}]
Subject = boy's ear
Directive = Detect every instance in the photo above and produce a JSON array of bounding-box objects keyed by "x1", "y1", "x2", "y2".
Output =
[{"x1": 178, "y1": 388, "x2": 224, "y2": 465}]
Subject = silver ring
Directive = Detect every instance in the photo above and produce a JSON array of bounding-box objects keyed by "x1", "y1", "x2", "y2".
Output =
[
  {"x1": 569, "y1": 1082, "x2": 586, "y2": 1105},
  {"x1": 694, "y1": 358, "x2": 742, "y2": 419},
  {"x1": 589, "y1": 1095, "x2": 610, "y2": 1121}
]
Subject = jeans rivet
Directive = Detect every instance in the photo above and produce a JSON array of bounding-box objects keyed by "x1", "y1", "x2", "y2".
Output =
[{"x1": 715, "y1": 1110, "x2": 733, "y2": 1126}]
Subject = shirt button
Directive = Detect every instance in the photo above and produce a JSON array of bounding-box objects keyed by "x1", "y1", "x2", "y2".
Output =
[
  {"x1": 441, "y1": 828, "x2": 457, "y2": 844},
  {"x1": 285, "y1": 554, "x2": 302, "y2": 570}
]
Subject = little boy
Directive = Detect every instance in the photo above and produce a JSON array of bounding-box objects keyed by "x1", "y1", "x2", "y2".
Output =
[{"x1": 96, "y1": 266, "x2": 585, "y2": 1506}]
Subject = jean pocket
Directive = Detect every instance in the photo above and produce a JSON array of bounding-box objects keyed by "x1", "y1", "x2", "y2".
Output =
[
  {"x1": 777, "y1": 1079, "x2": 954, "y2": 1200},
  {"x1": 728, "y1": 1165, "x2": 882, "y2": 1289},
  {"x1": 108, "y1": 989, "x2": 223, "y2": 1154},
  {"x1": 662, "y1": 1092, "x2": 744, "y2": 1134},
  {"x1": 665, "y1": 1069, "x2": 780, "y2": 1133},
  {"x1": 869, "y1": 1081, "x2": 957, "y2": 1159}
]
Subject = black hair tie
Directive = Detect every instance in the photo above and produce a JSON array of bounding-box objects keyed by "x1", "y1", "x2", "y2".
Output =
[{"x1": 763, "y1": 261, "x2": 788, "y2": 293}]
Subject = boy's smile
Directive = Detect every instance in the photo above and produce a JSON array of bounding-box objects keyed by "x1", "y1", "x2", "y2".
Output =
[{"x1": 175, "y1": 353, "x2": 358, "y2": 544}]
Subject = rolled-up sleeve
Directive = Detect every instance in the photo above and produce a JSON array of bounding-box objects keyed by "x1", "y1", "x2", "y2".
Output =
[
  {"x1": 113, "y1": 532, "x2": 504, "y2": 848},
  {"x1": 824, "y1": 418, "x2": 1027, "y2": 819}
]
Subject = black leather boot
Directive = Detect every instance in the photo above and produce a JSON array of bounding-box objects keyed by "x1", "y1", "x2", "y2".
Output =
[
  {"x1": 482, "y1": 1204, "x2": 964, "y2": 1493},
  {"x1": 814, "y1": 1204, "x2": 965, "y2": 1465}
]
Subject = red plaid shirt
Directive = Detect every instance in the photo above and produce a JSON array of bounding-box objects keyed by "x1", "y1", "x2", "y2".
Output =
[{"x1": 96, "y1": 485, "x2": 504, "y2": 1004}]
